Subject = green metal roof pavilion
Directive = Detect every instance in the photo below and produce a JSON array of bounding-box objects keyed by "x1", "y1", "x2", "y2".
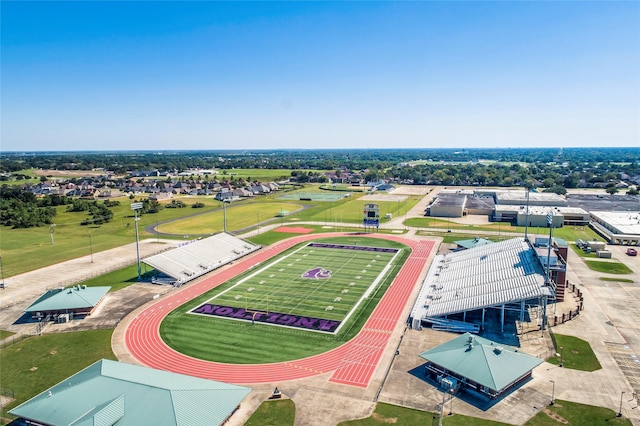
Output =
[
  {"x1": 10, "y1": 359, "x2": 252, "y2": 426},
  {"x1": 24, "y1": 286, "x2": 111, "y2": 313},
  {"x1": 419, "y1": 333, "x2": 542, "y2": 398}
]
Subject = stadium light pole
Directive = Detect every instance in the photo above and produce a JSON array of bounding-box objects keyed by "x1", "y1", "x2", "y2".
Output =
[
  {"x1": 88, "y1": 234, "x2": 94, "y2": 263},
  {"x1": 0, "y1": 256, "x2": 5, "y2": 288},
  {"x1": 223, "y1": 200, "x2": 227, "y2": 233},
  {"x1": 524, "y1": 189, "x2": 531, "y2": 242},
  {"x1": 619, "y1": 391, "x2": 625, "y2": 417},
  {"x1": 448, "y1": 389, "x2": 454, "y2": 415},
  {"x1": 131, "y1": 202, "x2": 143, "y2": 281},
  {"x1": 545, "y1": 210, "x2": 553, "y2": 286}
]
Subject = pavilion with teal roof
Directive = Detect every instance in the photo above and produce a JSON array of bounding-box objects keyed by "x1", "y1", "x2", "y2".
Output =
[
  {"x1": 419, "y1": 332, "x2": 543, "y2": 399},
  {"x1": 10, "y1": 359, "x2": 252, "y2": 426}
]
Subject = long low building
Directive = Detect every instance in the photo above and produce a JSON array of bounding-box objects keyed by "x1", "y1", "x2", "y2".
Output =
[
  {"x1": 493, "y1": 205, "x2": 589, "y2": 227},
  {"x1": 590, "y1": 211, "x2": 640, "y2": 245}
]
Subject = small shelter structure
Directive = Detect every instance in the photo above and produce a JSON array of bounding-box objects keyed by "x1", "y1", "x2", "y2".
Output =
[
  {"x1": 419, "y1": 333, "x2": 542, "y2": 399},
  {"x1": 24, "y1": 285, "x2": 110, "y2": 321}
]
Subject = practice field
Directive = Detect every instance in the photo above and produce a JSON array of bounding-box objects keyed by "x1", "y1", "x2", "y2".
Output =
[
  {"x1": 190, "y1": 242, "x2": 401, "y2": 334},
  {"x1": 278, "y1": 192, "x2": 350, "y2": 201}
]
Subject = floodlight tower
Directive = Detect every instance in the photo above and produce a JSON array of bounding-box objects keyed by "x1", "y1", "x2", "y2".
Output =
[
  {"x1": 545, "y1": 210, "x2": 554, "y2": 286},
  {"x1": 524, "y1": 190, "x2": 531, "y2": 242},
  {"x1": 131, "y1": 202, "x2": 143, "y2": 281}
]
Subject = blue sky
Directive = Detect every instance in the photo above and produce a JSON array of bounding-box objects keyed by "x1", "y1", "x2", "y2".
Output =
[{"x1": 1, "y1": 1, "x2": 639, "y2": 151}]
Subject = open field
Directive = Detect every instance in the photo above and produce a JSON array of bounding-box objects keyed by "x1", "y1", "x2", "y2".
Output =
[
  {"x1": 159, "y1": 236, "x2": 409, "y2": 363},
  {"x1": 407, "y1": 217, "x2": 600, "y2": 242},
  {"x1": 0, "y1": 196, "x2": 221, "y2": 277},
  {"x1": 157, "y1": 201, "x2": 303, "y2": 234}
]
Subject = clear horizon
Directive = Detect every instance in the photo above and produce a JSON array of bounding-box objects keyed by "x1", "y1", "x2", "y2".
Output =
[{"x1": 2, "y1": 2, "x2": 639, "y2": 152}]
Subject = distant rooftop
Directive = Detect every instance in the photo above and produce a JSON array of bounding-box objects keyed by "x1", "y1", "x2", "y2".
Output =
[
  {"x1": 590, "y1": 211, "x2": 640, "y2": 235},
  {"x1": 495, "y1": 191, "x2": 567, "y2": 206}
]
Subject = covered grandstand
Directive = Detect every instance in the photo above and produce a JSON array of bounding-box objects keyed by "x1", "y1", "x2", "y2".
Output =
[
  {"x1": 410, "y1": 238, "x2": 555, "y2": 333},
  {"x1": 144, "y1": 232, "x2": 260, "y2": 285}
]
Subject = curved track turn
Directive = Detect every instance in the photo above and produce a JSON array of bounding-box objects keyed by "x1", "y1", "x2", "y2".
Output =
[{"x1": 124, "y1": 233, "x2": 434, "y2": 387}]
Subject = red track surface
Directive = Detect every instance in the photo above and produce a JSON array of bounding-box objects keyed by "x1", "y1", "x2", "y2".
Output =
[{"x1": 125, "y1": 233, "x2": 434, "y2": 387}]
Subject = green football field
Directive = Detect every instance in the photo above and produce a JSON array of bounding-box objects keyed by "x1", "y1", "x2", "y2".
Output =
[{"x1": 189, "y1": 242, "x2": 400, "y2": 331}]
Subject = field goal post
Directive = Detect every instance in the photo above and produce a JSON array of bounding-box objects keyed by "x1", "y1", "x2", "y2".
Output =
[{"x1": 245, "y1": 291, "x2": 269, "y2": 325}]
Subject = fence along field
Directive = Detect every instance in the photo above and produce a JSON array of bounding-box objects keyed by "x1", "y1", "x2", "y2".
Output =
[{"x1": 189, "y1": 242, "x2": 401, "y2": 334}]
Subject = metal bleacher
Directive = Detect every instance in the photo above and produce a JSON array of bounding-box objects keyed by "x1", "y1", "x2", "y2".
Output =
[
  {"x1": 143, "y1": 232, "x2": 261, "y2": 285},
  {"x1": 410, "y1": 237, "x2": 551, "y2": 332}
]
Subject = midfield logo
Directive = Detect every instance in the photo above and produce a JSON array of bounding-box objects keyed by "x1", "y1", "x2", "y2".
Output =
[{"x1": 302, "y1": 267, "x2": 332, "y2": 279}]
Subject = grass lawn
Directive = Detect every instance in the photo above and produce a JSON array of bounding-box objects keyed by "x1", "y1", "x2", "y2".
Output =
[
  {"x1": 569, "y1": 244, "x2": 598, "y2": 258},
  {"x1": 525, "y1": 399, "x2": 631, "y2": 425},
  {"x1": 218, "y1": 168, "x2": 303, "y2": 181},
  {"x1": 0, "y1": 330, "x2": 15, "y2": 340},
  {"x1": 0, "y1": 195, "x2": 222, "y2": 277},
  {"x1": 548, "y1": 334, "x2": 602, "y2": 371},
  {"x1": 245, "y1": 399, "x2": 295, "y2": 426},
  {"x1": 160, "y1": 237, "x2": 409, "y2": 363},
  {"x1": 584, "y1": 260, "x2": 632, "y2": 275},
  {"x1": 76, "y1": 263, "x2": 157, "y2": 292},
  {"x1": 406, "y1": 219, "x2": 600, "y2": 243},
  {"x1": 0, "y1": 329, "x2": 116, "y2": 415},
  {"x1": 600, "y1": 277, "x2": 635, "y2": 283},
  {"x1": 286, "y1": 192, "x2": 422, "y2": 224},
  {"x1": 157, "y1": 201, "x2": 303, "y2": 234},
  {"x1": 339, "y1": 402, "x2": 509, "y2": 425},
  {"x1": 0, "y1": 189, "x2": 405, "y2": 277}
]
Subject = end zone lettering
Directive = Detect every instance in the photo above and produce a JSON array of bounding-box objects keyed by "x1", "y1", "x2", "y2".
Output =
[{"x1": 191, "y1": 303, "x2": 341, "y2": 333}]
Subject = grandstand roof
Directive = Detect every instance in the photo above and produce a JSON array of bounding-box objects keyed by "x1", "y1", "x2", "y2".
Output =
[
  {"x1": 10, "y1": 359, "x2": 251, "y2": 426},
  {"x1": 411, "y1": 238, "x2": 551, "y2": 320},
  {"x1": 419, "y1": 333, "x2": 542, "y2": 392},
  {"x1": 143, "y1": 232, "x2": 260, "y2": 284},
  {"x1": 24, "y1": 286, "x2": 110, "y2": 313}
]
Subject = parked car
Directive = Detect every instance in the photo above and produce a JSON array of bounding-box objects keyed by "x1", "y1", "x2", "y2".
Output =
[{"x1": 627, "y1": 248, "x2": 638, "y2": 256}]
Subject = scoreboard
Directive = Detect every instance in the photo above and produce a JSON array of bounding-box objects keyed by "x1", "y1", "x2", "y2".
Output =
[{"x1": 363, "y1": 203, "x2": 380, "y2": 229}]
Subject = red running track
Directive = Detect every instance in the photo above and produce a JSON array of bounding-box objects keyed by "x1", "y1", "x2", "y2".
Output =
[{"x1": 125, "y1": 233, "x2": 434, "y2": 387}]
